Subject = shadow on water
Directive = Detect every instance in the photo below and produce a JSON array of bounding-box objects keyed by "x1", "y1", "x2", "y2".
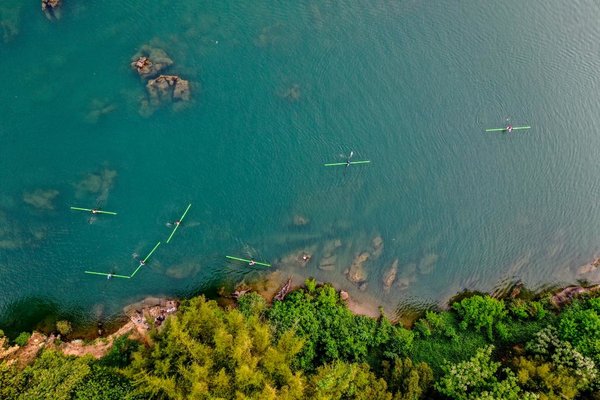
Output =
[{"x1": 0, "y1": 297, "x2": 63, "y2": 339}]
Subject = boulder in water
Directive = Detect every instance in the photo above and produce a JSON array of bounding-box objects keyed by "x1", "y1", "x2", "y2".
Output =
[{"x1": 146, "y1": 75, "x2": 191, "y2": 106}]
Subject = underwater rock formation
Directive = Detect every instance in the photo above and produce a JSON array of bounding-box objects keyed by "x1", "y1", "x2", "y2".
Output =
[
  {"x1": 281, "y1": 84, "x2": 301, "y2": 102},
  {"x1": 0, "y1": 4, "x2": 22, "y2": 43},
  {"x1": 382, "y1": 259, "x2": 398, "y2": 291},
  {"x1": 293, "y1": 214, "x2": 309, "y2": 226},
  {"x1": 84, "y1": 99, "x2": 116, "y2": 123},
  {"x1": 371, "y1": 235, "x2": 384, "y2": 258},
  {"x1": 75, "y1": 168, "x2": 117, "y2": 197},
  {"x1": 23, "y1": 189, "x2": 59, "y2": 210},
  {"x1": 418, "y1": 253, "x2": 439, "y2": 275},
  {"x1": 318, "y1": 239, "x2": 342, "y2": 271},
  {"x1": 130, "y1": 46, "x2": 173, "y2": 79},
  {"x1": 346, "y1": 251, "x2": 369, "y2": 284}
]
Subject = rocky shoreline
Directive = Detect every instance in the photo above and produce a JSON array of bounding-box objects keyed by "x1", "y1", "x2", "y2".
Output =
[
  {"x1": 0, "y1": 298, "x2": 178, "y2": 366},
  {"x1": 2, "y1": 270, "x2": 600, "y2": 366}
]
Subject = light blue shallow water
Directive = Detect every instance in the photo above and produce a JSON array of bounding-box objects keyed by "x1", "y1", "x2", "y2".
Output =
[{"x1": 2, "y1": 0, "x2": 600, "y2": 331}]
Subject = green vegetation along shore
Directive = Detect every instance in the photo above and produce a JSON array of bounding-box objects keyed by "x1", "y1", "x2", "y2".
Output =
[{"x1": 1, "y1": 281, "x2": 600, "y2": 399}]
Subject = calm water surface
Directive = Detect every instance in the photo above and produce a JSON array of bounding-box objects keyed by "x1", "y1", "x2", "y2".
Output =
[{"x1": 2, "y1": 0, "x2": 600, "y2": 332}]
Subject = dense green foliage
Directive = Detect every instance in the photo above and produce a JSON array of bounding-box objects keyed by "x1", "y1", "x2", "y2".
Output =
[
  {"x1": 452, "y1": 295, "x2": 507, "y2": 340},
  {"x1": 268, "y1": 283, "x2": 414, "y2": 370},
  {"x1": 1, "y1": 286, "x2": 599, "y2": 399}
]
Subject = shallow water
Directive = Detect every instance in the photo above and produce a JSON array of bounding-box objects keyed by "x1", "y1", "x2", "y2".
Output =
[{"x1": 2, "y1": 0, "x2": 600, "y2": 332}]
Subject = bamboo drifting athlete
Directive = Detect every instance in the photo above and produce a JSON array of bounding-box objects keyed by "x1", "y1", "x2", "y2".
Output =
[
  {"x1": 226, "y1": 255, "x2": 271, "y2": 267},
  {"x1": 85, "y1": 242, "x2": 161, "y2": 280},
  {"x1": 70, "y1": 206, "x2": 118, "y2": 215},
  {"x1": 485, "y1": 125, "x2": 530, "y2": 133}
]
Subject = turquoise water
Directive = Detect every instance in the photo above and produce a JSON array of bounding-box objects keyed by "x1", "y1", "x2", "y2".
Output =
[{"x1": 2, "y1": 0, "x2": 600, "y2": 332}]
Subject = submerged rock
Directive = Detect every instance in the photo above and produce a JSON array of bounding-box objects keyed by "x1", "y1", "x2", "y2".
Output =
[
  {"x1": 85, "y1": 99, "x2": 116, "y2": 123},
  {"x1": 75, "y1": 168, "x2": 117, "y2": 196},
  {"x1": 382, "y1": 259, "x2": 398, "y2": 291},
  {"x1": 418, "y1": 253, "x2": 439, "y2": 275},
  {"x1": 293, "y1": 214, "x2": 309, "y2": 226},
  {"x1": 281, "y1": 84, "x2": 301, "y2": 102},
  {"x1": 0, "y1": 4, "x2": 22, "y2": 43},
  {"x1": 346, "y1": 251, "x2": 370, "y2": 284},
  {"x1": 371, "y1": 235, "x2": 384, "y2": 258},
  {"x1": 23, "y1": 189, "x2": 59, "y2": 210},
  {"x1": 318, "y1": 254, "x2": 337, "y2": 271}
]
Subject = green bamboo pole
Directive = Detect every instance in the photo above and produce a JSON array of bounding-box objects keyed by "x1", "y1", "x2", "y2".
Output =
[
  {"x1": 70, "y1": 206, "x2": 117, "y2": 215},
  {"x1": 143, "y1": 242, "x2": 161, "y2": 263},
  {"x1": 166, "y1": 203, "x2": 192, "y2": 243},
  {"x1": 324, "y1": 160, "x2": 371, "y2": 167},
  {"x1": 84, "y1": 271, "x2": 130, "y2": 279},
  {"x1": 485, "y1": 126, "x2": 531, "y2": 132},
  {"x1": 130, "y1": 264, "x2": 143, "y2": 278},
  {"x1": 225, "y1": 255, "x2": 271, "y2": 267}
]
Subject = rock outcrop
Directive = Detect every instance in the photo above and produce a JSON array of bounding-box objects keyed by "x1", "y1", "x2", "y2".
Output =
[
  {"x1": 130, "y1": 46, "x2": 173, "y2": 79},
  {"x1": 42, "y1": 0, "x2": 61, "y2": 20},
  {"x1": 146, "y1": 75, "x2": 191, "y2": 106}
]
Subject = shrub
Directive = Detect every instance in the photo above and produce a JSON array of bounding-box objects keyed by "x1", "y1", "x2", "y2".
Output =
[
  {"x1": 237, "y1": 292, "x2": 267, "y2": 318},
  {"x1": 14, "y1": 332, "x2": 30, "y2": 346},
  {"x1": 305, "y1": 277, "x2": 317, "y2": 293},
  {"x1": 100, "y1": 335, "x2": 139, "y2": 368},
  {"x1": 56, "y1": 320, "x2": 72, "y2": 336}
]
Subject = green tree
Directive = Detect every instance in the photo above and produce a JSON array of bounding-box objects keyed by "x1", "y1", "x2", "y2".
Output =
[
  {"x1": 73, "y1": 364, "x2": 140, "y2": 400},
  {"x1": 127, "y1": 295, "x2": 306, "y2": 399},
  {"x1": 558, "y1": 299, "x2": 600, "y2": 364},
  {"x1": 514, "y1": 356, "x2": 581, "y2": 399},
  {"x1": 381, "y1": 357, "x2": 433, "y2": 400},
  {"x1": 453, "y1": 295, "x2": 507, "y2": 340},
  {"x1": 17, "y1": 350, "x2": 92, "y2": 400},
  {"x1": 307, "y1": 361, "x2": 392, "y2": 400},
  {"x1": 0, "y1": 361, "x2": 25, "y2": 400},
  {"x1": 435, "y1": 345, "x2": 538, "y2": 400},
  {"x1": 268, "y1": 284, "x2": 412, "y2": 370}
]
